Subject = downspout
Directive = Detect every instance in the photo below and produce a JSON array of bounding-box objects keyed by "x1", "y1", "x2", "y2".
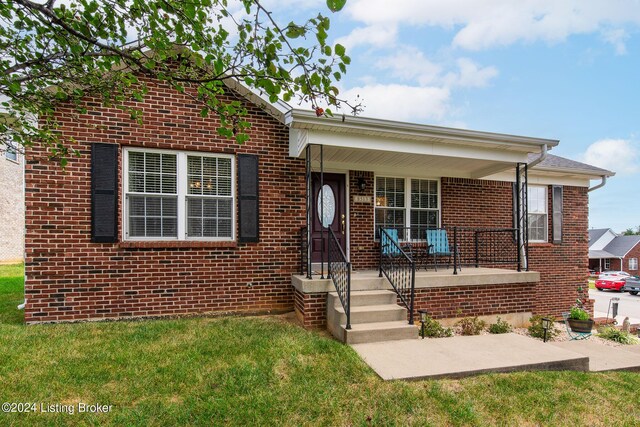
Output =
[
  {"x1": 528, "y1": 144, "x2": 548, "y2": 168},
  {"x1": 588, "y1": 176, "x2": 607, "y2": 192}
]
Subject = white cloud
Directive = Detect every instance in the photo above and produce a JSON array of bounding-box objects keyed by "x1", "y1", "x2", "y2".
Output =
[
  {"x1": 337, "y1": 84, "x2": 451, "y2": 122},
  {"x1": 376, "y1": 48, "x2": 498, "y2": 89},
  {"x1": 444, "y1": 58, "x2": 499, "y2": 88},
  {"x1": 374, "y1": 47, "x2": 442, "y2": 85},
  {"x1": 602, "y1": 28, "x2": 629, "y2": 55},
  {"x1": 341, "y1": 0, "x2": 640, "y2": 52},
  {"x1": 335, "y1": 25, "x2": 398, "y2": 50},
  {"x1": 580, "y1": 138, "x2": 640, "y2": 175}
]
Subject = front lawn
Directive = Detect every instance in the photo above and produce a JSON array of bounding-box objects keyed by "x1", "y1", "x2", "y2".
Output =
[
  {"x1": 1, "y1": 265, "x2": 640, "y2": 425},
  {"x1": 0, "y1": 263, "x2": 24, "y2": 325}
]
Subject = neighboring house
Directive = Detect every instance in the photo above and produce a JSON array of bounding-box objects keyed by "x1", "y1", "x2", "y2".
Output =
[
  {"x1": 588, "y1": 228, "x2": 640, "y2": 275},
  {"x1": 23, "y1": 75, "x2": 614, "y2": 331},
  {"x1": 0, "y1": 135, "x2": 24, "y2": 264}
]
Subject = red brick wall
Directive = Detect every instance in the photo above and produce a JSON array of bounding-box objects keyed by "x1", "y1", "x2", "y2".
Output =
[
  {"x1": 623, "y1": 244, "x2": 640, "y2": 275},
  {"x1": 293, "y1": 289, "x2": 326, "y2": 329},
  {"x1": 527, "y1": 186, "x2": 590, "y2": 315},
  {"x1": 442, "y1": 179, "x2": 589, "y2": 317},
  {"x1": 25, "y1": 78, "x2": 305, "y2": 323},
  {"x1": 343, "y1": 175, "x2": 589, "y2": 318},
  {"x1": 348, "y1": 171, "x2": 377, "y2": 270},
  {"x1": 412, "y1": 283, "x2": 534, "y2": 320}
]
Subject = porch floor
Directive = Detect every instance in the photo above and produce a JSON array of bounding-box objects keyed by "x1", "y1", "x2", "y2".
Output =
[{"x1": 292, "y1": 267, "x2": 540, "y2": 294}]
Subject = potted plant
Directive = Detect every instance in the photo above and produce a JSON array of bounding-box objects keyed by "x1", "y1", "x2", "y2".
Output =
[
  {"x1": 567, "y1": 306, "x2": 594, "y2": 333},
  {"x1": 566, "y1": 285, "x2": 595, "y2": 333}
]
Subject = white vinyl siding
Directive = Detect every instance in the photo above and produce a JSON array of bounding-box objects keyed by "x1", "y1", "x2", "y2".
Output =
[
  {"x1": 124, "y1": 148, "x2": 235, "y2": 241},
  {"x1": 528, "y1": 186, "x2": 547, "y2": 242}
]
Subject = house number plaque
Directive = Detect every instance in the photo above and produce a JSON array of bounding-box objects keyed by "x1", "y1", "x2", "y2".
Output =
[{"x1": 353, "y1": 195, "x2": 372, "y2": 204}]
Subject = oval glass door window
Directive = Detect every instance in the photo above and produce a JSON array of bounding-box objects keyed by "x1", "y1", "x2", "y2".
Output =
[{"x1": 317, "y1": 184, "x2": 336, "y2": 227}]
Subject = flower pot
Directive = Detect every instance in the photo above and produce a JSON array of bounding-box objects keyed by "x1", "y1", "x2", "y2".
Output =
[{"x1": 568, "y1": 318, "x2": 594, "y2": 333}]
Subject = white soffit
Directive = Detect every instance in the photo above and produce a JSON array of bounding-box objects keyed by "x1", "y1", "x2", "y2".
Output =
[{"x1": 286, "y1": 109, "x2": 558, "y2": 158}]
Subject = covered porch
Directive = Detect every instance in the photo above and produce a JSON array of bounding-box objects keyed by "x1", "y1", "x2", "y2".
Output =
[{"x1": 286, "y1": 109, "x2": 556, "y2": 338}]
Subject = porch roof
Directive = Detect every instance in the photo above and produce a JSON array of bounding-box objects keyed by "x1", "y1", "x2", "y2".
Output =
[{"x1": 286, "y1": 109, "x2": 558, "y2": 179}]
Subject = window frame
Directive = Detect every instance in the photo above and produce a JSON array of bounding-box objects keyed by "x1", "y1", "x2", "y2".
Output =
[
  {"x1": 373, "y1": 175, "x2": 440, "y2": 240},
  {"x1": 123, "y1": 147, "x2": 236, "y2": 242},
  {"x1": 527, "y1": 185, "x2": 548, "y2": 243},
  {"x1": 629, "y1": 258, "x2": 638, "y2": 270},
  {"x1": 4, "y1": 142, "x2": 18, "y2": 163}
]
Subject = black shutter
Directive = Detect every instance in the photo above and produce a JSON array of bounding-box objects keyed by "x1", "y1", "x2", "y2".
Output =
[
  {"x1": 238, "y1": 154, "x2": 259, "y2": 243},
  {"x1": 91, "y1": 143, "x2": 119, "y2": 243},
  {"x1": 552, "y1": 185, "x2": 563, "y2": 244}
]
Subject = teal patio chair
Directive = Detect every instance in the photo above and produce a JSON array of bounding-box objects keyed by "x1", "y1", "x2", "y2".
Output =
[
  {"x1": 426, "y1": 229, "x2": 460, "y2": 271},
  {"x1": 381, "y1": 228, "x2": 402, "y2": 256}
]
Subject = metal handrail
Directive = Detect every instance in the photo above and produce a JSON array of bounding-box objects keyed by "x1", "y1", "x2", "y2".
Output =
[
  {"x1": 376, "y1": 226, "x2": 521, "y2": 274},
  {"x1": 378, "y1": 227, "x2": 415, "y2": 325},
  {"x1": 327, "y1": 227, "x2": 351, "y2": 329},
  {"x1": 299, "y1": 226, "x2": 309, "y2": 277}
]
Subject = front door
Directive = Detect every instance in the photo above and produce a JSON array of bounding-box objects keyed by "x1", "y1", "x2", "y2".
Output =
[{"x1": 311, "y1": 173, "x2": 347, "y2": 262}]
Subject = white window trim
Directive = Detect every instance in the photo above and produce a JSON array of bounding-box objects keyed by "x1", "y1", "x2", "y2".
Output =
[
  {"x1": 4, "y1": 142, "x2": 18, "y2": 163},
  {"x1": 123, "y1": 147, "x2": 236, "y2": 242},
  {"x1": 629, "y1": 258, "x2": 638, "y2": 270},
  {"x1": 604, "y1": 259, "x2": 611, "y2": 270},
  {"x1": 528, "y1": 185, "x2": 548, "y2": 243},
  {"x1": 373, "y1": 175, "x2": 441, "y2": 240}
]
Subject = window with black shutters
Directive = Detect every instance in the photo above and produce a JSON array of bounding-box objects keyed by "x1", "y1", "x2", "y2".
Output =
[{"x1": 124, "y1": 148, "x2": 235, "y2": 241}]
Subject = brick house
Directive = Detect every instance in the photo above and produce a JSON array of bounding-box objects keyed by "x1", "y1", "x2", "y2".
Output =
[
  {"x1": 24, "y1": 77, "x2": 614, "y2": 342},
  {"x1": 0, "y1": 133, "x2": 24, "y2": 264},
  {"x1": 589, "y1": 228, "x2": 640, "y2": 275}
]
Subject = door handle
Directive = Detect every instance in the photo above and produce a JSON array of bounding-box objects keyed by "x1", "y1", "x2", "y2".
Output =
[{"x1": 341, "y1": 214, "x2": 346, "y2": 234}]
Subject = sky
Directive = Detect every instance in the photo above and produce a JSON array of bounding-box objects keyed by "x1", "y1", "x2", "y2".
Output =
[{"x1": 267, "y1": 0, "x2": 640, "y2": 233}]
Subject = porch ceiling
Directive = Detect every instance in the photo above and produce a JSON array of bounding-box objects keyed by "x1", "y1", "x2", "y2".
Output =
[
  {"x1": 301, "y1": 143, "x2": 519, "y2": 179},
  {"x1": 288, "y1": 112, "x2": 557, "y2": 178}
]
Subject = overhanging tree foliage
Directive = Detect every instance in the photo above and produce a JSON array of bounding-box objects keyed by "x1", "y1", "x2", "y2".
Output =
[{"x1": 0, "y1": 0, "x2": 356, "y2": 165}]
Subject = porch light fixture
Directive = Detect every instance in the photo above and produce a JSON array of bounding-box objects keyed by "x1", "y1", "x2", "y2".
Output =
[
  {"x1": 357, "y1": 177, "x2": 366, "y2": 192},
  {"x1": 418, "y1": 309, "x2": 428, "y2": 339},
  {"x1": 541, "y1": 317, "x2": 551, "y2": 343}
]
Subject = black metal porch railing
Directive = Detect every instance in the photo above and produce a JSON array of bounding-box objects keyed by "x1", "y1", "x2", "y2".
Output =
[
  {"x1": 378, "y1": 227, "x2": 415, "y2": 324},
  {"x1": 376, "y1": 226, "x2": 522, "y2": 274},
  {"x1": 328, "y1": 227, "x2": 351, "y2": 330},
  {"x1": 299, "y1": 226, "x2": 309, "y2": 277}
]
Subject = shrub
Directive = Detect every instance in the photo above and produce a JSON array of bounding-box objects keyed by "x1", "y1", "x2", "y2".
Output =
[
  {"x1": 598, "y1": 327, "x2": 639, "y2": 345},
  {"x1": 456, "y1": 316, "x2": 487, "y2": 336},
  {"x1": 528, "y1": 315, "x2": 560, "y2": 340},
  {"x1": 420, "y1": 316, "x2": 454, "y2": 338},
  {"x1": 569, "y1": 306, "x2": 590, "y2": 321},
  {"x1": 488, "y1": 317, "x2": 513, "y2": 334}
]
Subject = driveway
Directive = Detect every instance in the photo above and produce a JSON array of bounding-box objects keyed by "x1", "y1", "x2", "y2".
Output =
[{"x1": 589, "y1": 289, "x2": 640, "y2": 324}]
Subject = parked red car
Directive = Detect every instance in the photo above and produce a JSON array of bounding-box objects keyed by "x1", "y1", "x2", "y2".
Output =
[{"x1": 595, "y1": 277, "x2": 627, "y2": 291}]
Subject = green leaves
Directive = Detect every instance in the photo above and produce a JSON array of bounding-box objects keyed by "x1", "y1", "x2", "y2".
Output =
[
  {"x1": 326, "y1": 0, "x2": 347, "y2": 12},
  {"x1": 1, "y1": 0, "x2": 356, "y2": 166}
]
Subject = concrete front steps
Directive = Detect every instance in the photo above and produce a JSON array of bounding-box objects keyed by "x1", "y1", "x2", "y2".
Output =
[{"x1": 327, "y1": 290, "x2": 418, "y2": 344}]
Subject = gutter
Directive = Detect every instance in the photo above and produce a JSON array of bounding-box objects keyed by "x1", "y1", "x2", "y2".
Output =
[
  {"x1": 588, "y1": 175, "x2": 608, "y2": 192},
  {"x1": 527, "y1": 144, "x2": 548, "y2": 168}
]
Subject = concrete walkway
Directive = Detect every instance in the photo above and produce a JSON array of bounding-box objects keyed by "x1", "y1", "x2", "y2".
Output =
[
  {"x1": 351, "y1": 333, "x2": 640, "y2": 380},
  {"x1": 551, "y1": 340, "x2": 640, "y2": 372}
]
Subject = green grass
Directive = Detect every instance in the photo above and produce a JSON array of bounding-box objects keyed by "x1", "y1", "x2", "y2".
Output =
[
  {"x1": 0, "y1": 263, "x2": 24, "y2": 325},
  {"x1": 2, "y1": 265, "x2": 640, "y2": 425}
]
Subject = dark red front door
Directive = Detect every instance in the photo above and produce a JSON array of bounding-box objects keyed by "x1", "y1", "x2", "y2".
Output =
[{"x1": 311, "y1": 173, "x2": 347, "y2": 262}]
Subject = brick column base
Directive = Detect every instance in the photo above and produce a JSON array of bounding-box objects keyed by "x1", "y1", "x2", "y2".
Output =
[{"x1": 293, "y1": 288, "x2": 326, "y2": 329}]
